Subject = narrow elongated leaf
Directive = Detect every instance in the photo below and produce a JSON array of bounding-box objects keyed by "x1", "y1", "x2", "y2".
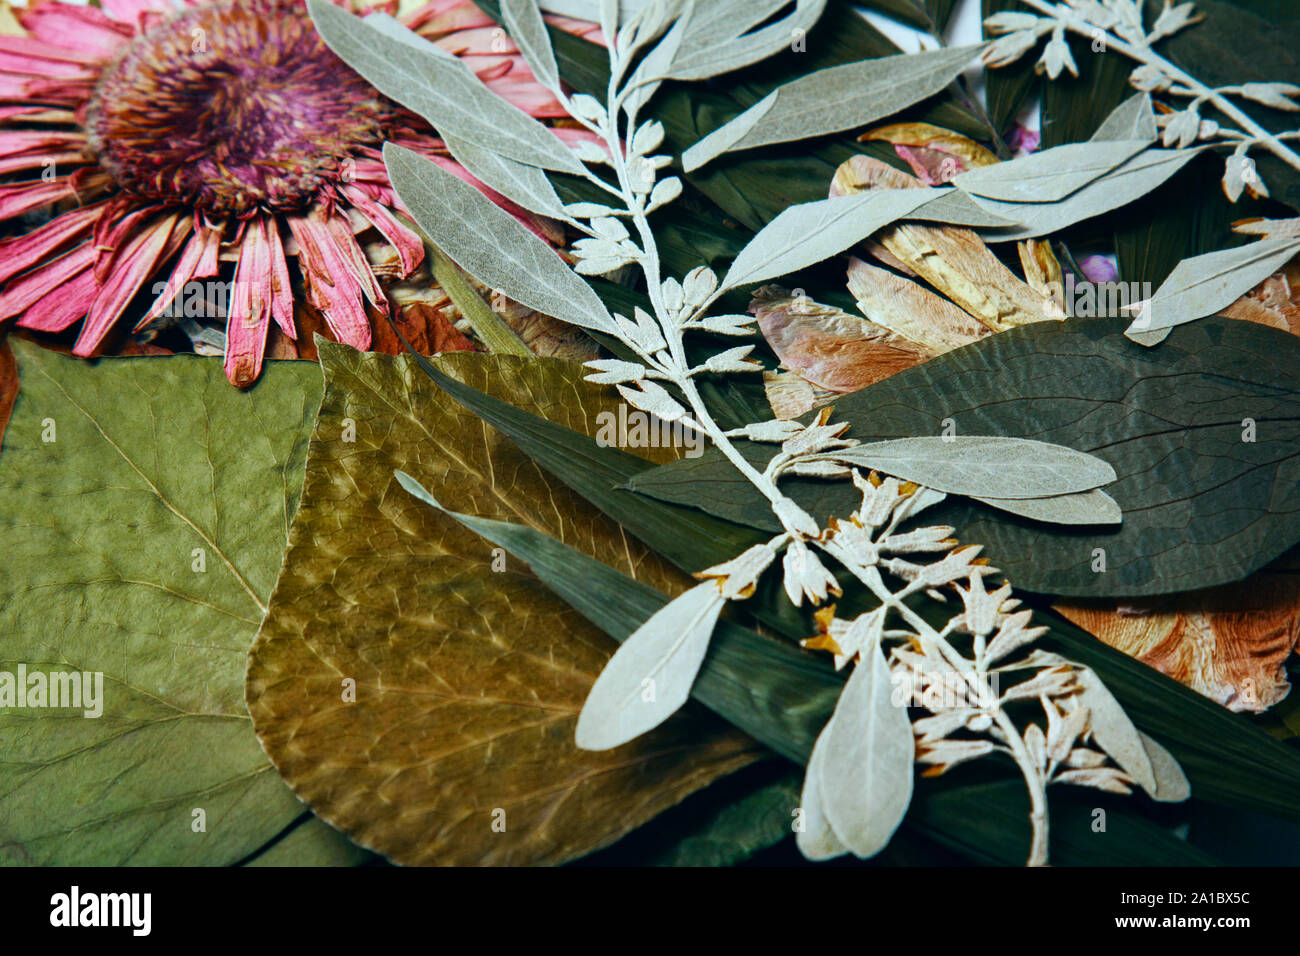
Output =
[
  {"x1": 309, "y1": 1, "x2": 585, "y2": 175},
  {"x1": 973, "y1": 489, "x2": 1122, "y2": 526},
  {"x1": 667, "y1": 0, "x2": 828, "y2": 82},
  {"x1": 817, "y1": 642, "x2": 914, "y2": 857},
  {"x1": 441, "y1": 134, "x2": 570, "y2": 223},
  {"x1": 246, "y1": 346, "x2": 758, "y2": 866},
  {"x1": 829, "y1": 436, "x2": 1117, "y2": 500},
  {"x1": 0, "y1": 342, "x2": 321, "y2": 865},
  {"x1": 978, "y1": 149, "x2": 1202, "y2": 241},
  {"x1": 953, "y1": 140, "x2": 1150, "y2": 203},
  {"x1": 683, "y1": 45, "x2": 983, "y2": 171},
  {"x1": 386, "y1": 144, "x2": 616, "y2": 334},
  {"x1": 1139, "y1": 732, "x2": 1192, "y2": 803},
  {"x1": 502, "y1": 0, "x2": 561, "y2": 92},
  {"x1": 795, "y1": 729, "x2": 848, "y2": 860},
  {"x1": 1126, "y1": 238, "x2": 1300, "y2": 338},
  {"x1": 721, "y1": 188, "x2": 942, "y2": 290},
  {"x1": 627, "y1": 317, "x2": 1300, "y2": 597}
]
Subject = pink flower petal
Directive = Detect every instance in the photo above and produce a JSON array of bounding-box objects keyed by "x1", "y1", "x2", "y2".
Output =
[
  {"x1": 0, "y1": 35, "x2": 105, "y2": 76},
  {"x1": 0, "y1": 69, "x2": 89, "y2": 103},
  {"x1": 404, "y1": 0, "x2": 496, "y2": 36},
  {"x1": 74, "y1": 212, "x2": 183, "y2": 356},
  {"x1": 0, "y1": 241, "x2": 94, "y2": 319},
  {"x1": 133, "y1": 222, "x2": 223, "y2": 331},
  {"x1": 99, "y1": 0, "x2": 174, "y2": 29},
  {"x1": 341, "y1": 182, "x2": 424, "y2": 277},
  {"x1": 265, "y1": 217, "x2": 295, "y2": 340},
  {"x1": 17, "y1": 267, "x2": 96, "y2": 332},
  {"x1": 20, "y1": 3, "x2": 135, "y2": 57},
  {"x1": 0, "y1": 202, "x2": 99, "y2": 284},
  {"x1": 0, "y1": 174, "x2": 75, "y2": 222},
  {"x1": 224, "y1": 218, "x2": 275, "y2": 387},
  {"x1": 0, "y1": 149, "x2": 86, "y2": 176},
  {"x1": 287, "y1": 209, "x2": 373, "y2": 351}
]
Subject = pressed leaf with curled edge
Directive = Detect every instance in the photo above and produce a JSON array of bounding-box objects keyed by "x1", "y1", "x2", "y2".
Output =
[{"x1": 245, "y1": 343, "x2": 761, "y2": 866}]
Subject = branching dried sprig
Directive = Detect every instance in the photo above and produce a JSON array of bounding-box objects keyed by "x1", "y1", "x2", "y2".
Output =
[
  {"x1": 313, "y1": 0, "x2": 1190, "y2": 865},
  {"x1": 984, "y1": 0, "x2": 1300, "y2": 200}
]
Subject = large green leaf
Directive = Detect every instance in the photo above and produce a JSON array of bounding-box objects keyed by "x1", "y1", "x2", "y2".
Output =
[
  {"x1": 403, "y1": 344, "x2": 1300, "y2": 830},
  {"x1": 627, "y1": 317, "x2": 1300, "y2": 598},
  {"x1": 0, "y1": 341, "x2": 332, "y2": 865},
  {"x1": 245, "y1": 344, "x2": 761, "y2": 866}
]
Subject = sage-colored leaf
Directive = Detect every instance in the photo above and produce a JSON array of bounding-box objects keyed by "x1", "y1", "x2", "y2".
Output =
[
  {"x1": 308, "y1": 1, "x2": 585, "y2": 175},
  {"x1": 795, "y1": 729, "x2": 849, "y2": 861},
  {"x1": 977, "y1": 149, "x2": 1202, "y2": 241},
  {"x1": 972, "y1": 488, "x2": 1122, "y2": 525},
  {"x1": 628, "y1": 317, "x2": 1300, "y2": 596},
  {"x1": 0, "y1": 341, "x2": 320, "y2": 865},
  {"x1": 243, "y1": 817, "x2": 376, "y2": 867},
  {"x1": 667, "y1": 0, "x2": 828, "y2": 83},
  {"x1": 1138, "y1": 731, "x2": 1191, "y2": 803},
  {"x1": 385, "y1": 143, "x2": 616, "y2": 334},
  {"x1": 441, "y1": 133, "x2": 570, "y2": 223},
  {"x1": 829, "y1": 436, "x2": 1117, "y2": 499},
  {"x1": 721, "y1": 188, "x2": 942, "y2": 291},
  {"x1": 953, "y1": 140, "x2": 1150, "y2": 203},
  {"x1": 1125, "y1": 238, "x2": 1300, "y2": 339},
  {"x1": 246, "y1": 345, "x2": 757, "y2": 865},
  {"x1": 1092, "y1": 92, "x2": 1158, "y2": 142},
  {"x1": 682, "y1": 45, "x2": 983, "y2": 171},
  {"x1": 817, "y1": 641, "x2": 914, "y2": 858},
  {"x1": 502, "y1": 0, "x2": 561, "y2": 93},
  {"x1": 1076, "y1": 667, "x2": 1157, "y2": 795}
]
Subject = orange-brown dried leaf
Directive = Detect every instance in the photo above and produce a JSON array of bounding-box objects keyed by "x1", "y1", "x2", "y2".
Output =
[{"x1": 246, "y1": 345, "x2": 760, "y2": 865}]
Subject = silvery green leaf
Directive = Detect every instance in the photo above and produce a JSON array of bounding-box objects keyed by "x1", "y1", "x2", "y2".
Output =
[
  {"x1": 385, "y1": 144, "x2": 616, "y2": 334},
  {"x1": 1074, "y1": 668, "x2": 1156, "y2": 795},
  {"x1": 1129, "y1": 63, "x2": 1172, "y2": 92},
  {"x1": 1222, "y1": 152, "x2": 1254, "y2": 203},
  {"x1": 1138, "y1": 732, "x2": 1191, "y2": 803},
  {"x1": 683, "y1": 45, "x2": 982, "y2": 172},
  {"x1": 623, "y1": 3, "x2": 694, "y2": 115},
  {"x1": 574, "y1": 256, "x2": 634, "y2": 276},
  {"x1": 1091, "y1": 92, "x2": 1157, "y2": 142},
  {"x1": 982, "y1": 30, "x2": 1038, "y2": 69},
  {"x1": 583, "y1": 358, "x2": 646, "y2": 384},
  {"x1": 1161, "y1": 108, "x2": 1201, "y2": 149},
  {"x1": 502, "y1": 0, "x2": 560, "y2": 93},
  {"x1": 1233, "y1": 216, "x2": 1300, "y2": 239},
  {"x1": 1148, "y1": 0, "x2": 1203, "y2": 42},
  {"x1": 617, "y1": 379, "x2": 688, "y2": 421},
  {"x1": 441, "y1": 133, "x2": 570, "y2": 222},
  {"x1": 1238, "y1": 81, "x2": 1300, "y2": 112},
  {"x1": 575, "y1": 581, "x2": 725, "y2": 750},
  {"x1": 827, "y1": 436, "x2": 1117, "y2": 499},
  {"x1": 590, "y1": 217, "x2": 630, "y2": 241},
  {"x1": 973, "y1": 489, "x2": 1122, "y2": 526},
  {"x1": 1037, "y1": 28, "x2": 1077, "y2": 80},
  {"x1": 568, "y1": 93, "x2": 606, "y2": 124},
  {"x1": 701, "y1": 344, "x2": 760, "y2": 374},
  {"x1": 631, "y1": 119, "x2": 665, "y2": 155},
  {"x1": 795, "y1": 727, "x2": 849, "y2": 861},
  {"x1": 817, "y1": 641, "x2": 914, "y2": 858},
  {"x1": 695, "y1": 313, "x2": 757, "y2": 335},
  {"x1": 564, "y1": 201, "x2": 621, "y2": 218},
  {"x1": 977, "y1": 148, "x2": 1201, "y2": 241},
  {"x1": 646, "y1": 176, "x2": 682, "y2": 212},
  {"x1": 667, "y1": 0, "x2": 828, "y2": 82},
  {"x1": 308, "y1": 2, "x2": 586, "y2": 176},
  {"x1": 908, "y1": 189, "x2": 1021, "y2": 227},
  {"x1": 720, "y1": 188, "x2": 942, "y2": 291},
  {"x1": 1124, "y1": 238, "x2": 1300, "y2": 339},
  {"x1": 954, "y1": 140, "x2": 1149, "y2": 203},
  {"x1": 983, "y1": 10, "x2": 1041, "y2": 33},
  {"x1": 539, "y1": 0, "x2": 647, "y2": 16}
]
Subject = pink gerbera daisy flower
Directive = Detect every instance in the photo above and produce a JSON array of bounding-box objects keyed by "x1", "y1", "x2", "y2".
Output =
[{"x1": 0, "y1": 0, "x2": 596, "y2": 385}]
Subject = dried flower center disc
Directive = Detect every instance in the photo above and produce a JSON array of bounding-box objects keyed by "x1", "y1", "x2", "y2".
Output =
[{"x1": 86, "y1": 0, "x2": 391, "y2": 217}]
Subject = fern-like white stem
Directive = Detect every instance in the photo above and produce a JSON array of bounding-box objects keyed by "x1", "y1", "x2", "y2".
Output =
[{"x1": 1013, "y1": 0, "x2": 1300, "y2": 172}]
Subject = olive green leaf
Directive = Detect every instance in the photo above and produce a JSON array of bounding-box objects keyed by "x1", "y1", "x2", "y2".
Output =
[
  {"x1": 245, "y1": 344, "x2": 760, "y2": 866},
  {"x1": 0, "y1": 341, "x2": 323, "y2": 865}
]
